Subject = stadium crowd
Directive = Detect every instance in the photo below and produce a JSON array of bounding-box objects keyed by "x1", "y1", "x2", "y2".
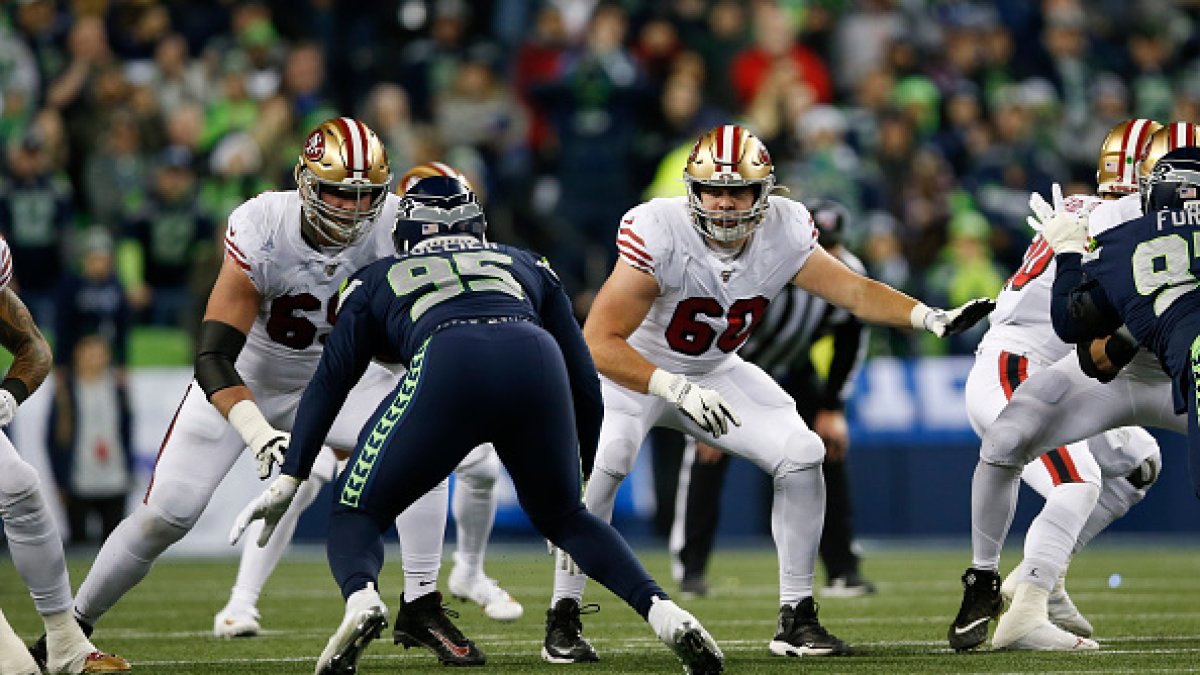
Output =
[{"x1": 4, "y1": 0, "x2": 1200, "y2": 357}]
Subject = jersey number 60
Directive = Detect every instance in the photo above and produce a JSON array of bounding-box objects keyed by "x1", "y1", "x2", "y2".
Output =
[{"x1": 665, "y1": 296, "x2": 768, "y2": 355}]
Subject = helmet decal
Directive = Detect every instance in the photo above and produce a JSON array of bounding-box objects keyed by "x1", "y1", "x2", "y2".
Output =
[{"x1": 304, "y1": 130, "x2": 324, "y2": 162}]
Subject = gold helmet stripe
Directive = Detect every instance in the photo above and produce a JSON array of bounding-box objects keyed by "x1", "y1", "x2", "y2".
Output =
[{"x1": 1120, "y1": 119, "x2": 1156, "y2": 188}]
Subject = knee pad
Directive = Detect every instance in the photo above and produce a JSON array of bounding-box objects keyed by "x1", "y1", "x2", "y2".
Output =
[
  {"x1": 455, "y1": 445, "x2": 500, "y2": 488},
  {"x1": 593, "y1": 436, "x2": 639, "y2": 478},
  {"x1": 981, "y1": 417, "x2": 1035, "y2": 469},
  {"x1": 771, "y1": 429, "x2": 825, "y2": 478},
  {"x1": 0, "y1": 458, "x2": 40, "y2": 517},
  {"x1": 145, "y1": 478, "x2": 213, "y2": 530}
]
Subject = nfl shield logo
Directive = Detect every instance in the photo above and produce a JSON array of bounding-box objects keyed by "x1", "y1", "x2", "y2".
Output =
[{"x1": 721, "y1": 270, "x2": 732, "y2": 283}]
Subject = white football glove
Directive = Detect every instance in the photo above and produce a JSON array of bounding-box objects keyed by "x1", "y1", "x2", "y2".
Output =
[
  {"x1": 227, "y1": 400, "x2": 289, "y2": 479},
  {"x1": 647, "y1": 369, "x2": 741, "y2": 438},
  {"x1": 1028, "y1": 183, "x2": 1089, "y2": 254},
  {"x1": 911, "y1": 298, "x2": 996, "y2": 338},
  {"x1": 229, "y1": 474, "x2": 300, "y2": 547},
  {"x1": 0, "y1": 389, "x2": 17, "y2": 427}
]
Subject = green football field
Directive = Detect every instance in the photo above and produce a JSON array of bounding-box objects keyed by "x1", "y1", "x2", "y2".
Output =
[{"x1": 3, "y1": 543, "x2": 1200, "y2": 673}]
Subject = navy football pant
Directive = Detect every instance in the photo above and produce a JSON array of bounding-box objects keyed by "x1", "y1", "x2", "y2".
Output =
[{"x1": 327, "y1": 321, "x2": 665, "y2": 617}]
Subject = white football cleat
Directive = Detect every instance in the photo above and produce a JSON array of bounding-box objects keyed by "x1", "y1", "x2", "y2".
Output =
[
  {"x1": 992, "y1": 582, "x2": 1098, "y2": 651},
  {"x1": 448, "y1": 571, "x2": 524, "y2": 622},
  {"x1": 213, "y1": 605, "x2": 262, "y2": 638},
  {"x1": 647, "y1": 597, "x2": 724, "y2": 674},
  {"x1": 1002, "y1": 570, "x2": 1093, "y2": 637},
  {"x1": 315, "y1": 583, "x2": 388, "y2": 675}
]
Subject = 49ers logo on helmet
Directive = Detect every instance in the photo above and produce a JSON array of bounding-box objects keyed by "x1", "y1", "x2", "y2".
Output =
[
  {"x1": 757, "y1": 145, "x2": 771, "y2": 165},
  {"x1": 304, "y1": 130, "x2": 325, "y2": 161}
]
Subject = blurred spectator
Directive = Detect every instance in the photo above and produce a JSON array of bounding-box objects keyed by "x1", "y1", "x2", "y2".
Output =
[
  {"x1": 11, "y1": 0, "x2": 70, "y2": 95},
  {"x1": 54, "y1": 225, "x2": 131, "y2": 374},
  {"x1": 1126, "y1": 22, "x2": 1175, "y2": 123},
  {"x1": 396, "y1": 0, "x2": 473, "y2": 122},
  {"x1": 0, "y1": 18, "x2": 39, "y2": 145},
  {"x1": 691, "y1": 0, "x2": 747, "y2": 114},
  {"x1": 361, "y1": 83, "x2": 419, "y2": 175},
  {"x1": 512, "y1": 3, "x2": 569, "y2": 164},
  {"x1": 634, "y1": 69, "x2": 723, "y2": 195},
  {"x1": 778, "y1": 104, "x2": 868, "y2": 215},
  {"x1": 280, "y1": 41, "x2": 334, "y2": 134},
  {"x1": 145, "y1": 33, "x2": 211, "y2": 117},
  {"x1": 830, "y1": 0, "x2": 904, "y2": 96},
  {"x1": 1058, "y1": 73, "x2": 1130, "y2": 183},
  {"x1": 0, "y1": 129, "x2": 73, "y2": 327},
  {"x1": 731, "y1": 2, "x2": 833, "y2": 110},
  {"x1": 200, "y1": 50, "x2": 260, "y2": 152},
  {"x1": 106, "y1": 0, "x2": 171, "y2": 62},
  {"x1": 121, "y1": 145, "x2": 214, "y2": 332},
  {"x1": 84, "y1": 110, "x2": 148, "y2": 229},
  {"x1": 200, "y1": 131, "x2": 271, "y2": 227},
  {"x1": 432, "y1": 44, "x2": 528, "y2": 177},
  {"x1": 923, "y1": 209, "x2": 1006, "y2": 354},
  {"x1": 630, "y1": 14, "x2": 682, "y2": 87},
  {"x1": 47, "y1": 332, "x2": 133, "y2": 545}
]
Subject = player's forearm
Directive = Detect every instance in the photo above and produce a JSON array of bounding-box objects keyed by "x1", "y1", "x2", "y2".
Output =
[
  {"x1": 839, "y1": 277, "x2": 921, "y2": 329},
  {"x1": 587, "y1": 335, "x2": 658, "y2": 394},
  {"x1": 0, "y1": 289, "x2": 51, "y2": 395}
]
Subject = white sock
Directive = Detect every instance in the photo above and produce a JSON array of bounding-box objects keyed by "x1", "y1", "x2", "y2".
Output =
[
  {"x1": 970, "y1": 461, "x2": 1022, "y2": 571},
  {"x1": 1019, "y1": 482, "x2": 1099, "y2": 591},
  {"x1": 44, "y1": 610, "x2": 94, "y2": 672},
  {"x1": 451, "y1": 468, "x2": 498, "y2": 581},
  {"x1": 773, "y1": 466, "x2": 823, "y2": 606},
  {"x1": 397, "y1": 479, "x2": 449, "y2": 602},
  {"x1": 550, "y1": 469, "x2": 622, "y2": 606},
  {"x1": 0, "y1": 609, "x2": 40, "y2": 674}
]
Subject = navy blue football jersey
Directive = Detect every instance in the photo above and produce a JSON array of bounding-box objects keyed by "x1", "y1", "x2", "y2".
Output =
[
  {"x1": 1084, "y1": 208, "x2": 1200, "y2": 389},
  {"x1": 282, "y1": 238, "x2": 602, "y2": 478}
]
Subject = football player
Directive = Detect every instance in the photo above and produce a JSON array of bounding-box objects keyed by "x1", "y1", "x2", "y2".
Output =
[
  {"x1": 544, "y1": 124, "x2": 993, "y2": 661},
  {"x1": 954, "y1": 122, "x2": 1200, "y2": 651},
  {"x1": 0, "y1": 235, "x2": 130, "y2": 674},
  {"x1": 950, "y1": 119, "x2": 1165, "y2": 652},
  {"x1": 33, "y1": 119, "x2": 481, "y2": 666},
  {"x1": 212, "y1": 161, "x2": 521, "y2": 642},
  {"x1": 231, "y1": 175, "x2": 725, "y2": 675}
]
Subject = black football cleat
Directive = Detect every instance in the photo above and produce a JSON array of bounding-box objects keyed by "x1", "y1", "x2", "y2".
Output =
[
  {"x1": 392, "y1": 591, "x2": 485, "y2": 666},
  {"x1": 542, "y1": 598, "x2": 600, "y2": 663},
  {"x1": 768, "y1": 597, "x2": 851, "y2": 657},
  {"x1": 948, "y1": 567, "x2": 1003, "y2": 651}
]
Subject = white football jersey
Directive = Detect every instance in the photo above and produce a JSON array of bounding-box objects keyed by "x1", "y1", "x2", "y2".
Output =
[
  {"x1": 616, "y1": 196, "x2": 817, "y2": 376},
  {"x1": 223, "y1": 191, "x2": 400, "y2": 389},
  {"x1": 983, "y1": 194, "x2": 1104, "y2": 365}
]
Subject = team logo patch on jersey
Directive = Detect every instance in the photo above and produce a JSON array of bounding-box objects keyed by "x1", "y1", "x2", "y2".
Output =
[{"x1": 303, "y1": 130, "x2": 324, "y2": 161}]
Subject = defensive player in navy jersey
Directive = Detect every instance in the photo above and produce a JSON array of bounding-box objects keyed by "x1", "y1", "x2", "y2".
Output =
[
  {"x1": 1051, "y1": 146, "x2": 1200, "y2": 493},
  {"x1": 230, "y1": 176, "x2": 724, "y2": 675}
]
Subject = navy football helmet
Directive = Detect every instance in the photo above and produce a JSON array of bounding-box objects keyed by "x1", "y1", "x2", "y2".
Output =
[
  {"x1": 393, "y1": 175, "x2": 487, "y2": 252},
  {"x1": 805, "y1": 197, "x2": 849, "y2": 248},
  {"x1": 1143, "y1": 146, "x2": 1200, "y2": 213}
]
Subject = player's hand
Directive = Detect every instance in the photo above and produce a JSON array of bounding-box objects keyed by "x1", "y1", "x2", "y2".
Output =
[
  {"x1": 546, "y1": 541, "x2": 582, "y2": 575},
  {"x1": 227, "y1": 400, "x2": 289, "y2": 479},
  {"x1": 912, "y1": 298, "x2": 996, "y2": 338},
  {"x1": 1030, "y1": 183, "x2": 1089, "y2": 255},
  {"x1": 0, "y1": 389, "x2": 17, "y2": 427},
  {"x1": 250, "y1": 430, "x2": 289, "y2": 480},
  {"x1": 647, "y1": 370, "x2": 741, "y2": 438},
  {"x1": 229, "y1": 474, "x2": 300, "y2": 547}
]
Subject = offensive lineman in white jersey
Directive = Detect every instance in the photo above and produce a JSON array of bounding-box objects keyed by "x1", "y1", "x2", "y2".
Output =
[
  {"x1": 542, "y1": 124, "x2": 995, "y2": 661},
  {"x1": 38, "y1": 119, "x2": 483, "y2": 666},
  {"x1": 0, "y1": 235, "x2": 130, "y2": 674},
  {"x1": 952, "y1": 119, "x2": 1164, "y2": 653},
  {"x1": 951, "y1": 121, "x2": 1200, "y2": 652},
  {"x1": 210, "y1": 161, "x2": 522, "y2": 644}
]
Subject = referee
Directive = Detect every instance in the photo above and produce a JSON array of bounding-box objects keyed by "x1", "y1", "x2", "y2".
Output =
[{"x1": 668, "y1": 198, "x2": 876, "y2": 598}]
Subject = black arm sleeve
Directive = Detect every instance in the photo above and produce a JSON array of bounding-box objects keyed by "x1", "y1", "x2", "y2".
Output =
[
  {"x1": 539, "y1": 282, "x2": 603, "y2": 480},
  {"x1": 1050, "y1": 253, "x2": 1121, "y2": 343},
  {"x1": 821, "y1": 313, "x2": 868, "y2": 410},
  {"x1": 194, "y1": 320, "x2": 247, "y2": 399}
]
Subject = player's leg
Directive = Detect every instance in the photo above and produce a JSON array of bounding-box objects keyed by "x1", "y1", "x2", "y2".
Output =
[
  {"x1": 449, "y1": 443, "x2": 523, "y2": 621},
  {"x1": 0, "y1": 608, "x2": 41, "y2": 674},
  {"x1": 214, "y1": 446, "x2": 339, "y2": 638},
  {"x1": 692, "y1": 359, "x2": 846, "y2": 657},
  {"x1": 491, "y1": 326, "x2": 720, "y2": 673},
  {"x1": 0, "y1": 434, "x2": 129, "y2": 672},
  {"x1": 75, "y1": 385, "x2": 246, "y2": 628},
  {"x1": 1077, "y1": 428, "x2": 1161, "y2": 552},
  {"x1": 668, "y1": 434, "x2": 729, "y2": 596},
  {"x1": 319, "y1": 343, "x2": 486, "y2": 672}
]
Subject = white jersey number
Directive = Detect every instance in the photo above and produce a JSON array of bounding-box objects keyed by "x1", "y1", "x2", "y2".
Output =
[{"x1": 1132, "y1": 233, "x2": 1200, "y2": 316}]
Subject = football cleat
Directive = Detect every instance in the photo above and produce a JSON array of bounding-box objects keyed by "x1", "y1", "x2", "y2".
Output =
[
  {"x1": 316, "y1": 584, "x2": 388, "y2": 675},
  {"x1": 213, "y1": 605, "x2": 262, "y2": 638},
  {"x1": 647, "y1": 597, "x2": 724, "y2": 674},
  {"x1": 392, "y1": 591, "x2": 485, "y2": 666},
  {"x1": 448, "y1": 571, "x2": 524, "y2": 622},
  {"x1": 992, "y1": 582, "x2": 1099, "y2": 651},
  {"x1": 77, "y1": 650, "x2": 133, "y2": 673},
  {"x1": 1001, "y1": 570, "x2": 1093, "y2": 637},
  {"x1": 542, "y1": 598, "x2": 600, "y2": 664},
  {"x1": 948, "y1": 567, "x2": 1003, "y2": 651},
  {"x1": 821, "y1": 572, "x2": 878, "y2": 599},
  {"x1": 768, "y1": 597, "x2": 851, "y2": 657}
]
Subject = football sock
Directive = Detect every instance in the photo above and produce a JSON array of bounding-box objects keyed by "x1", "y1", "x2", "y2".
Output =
[
  {"x1": 327, "y1": 510, "x2": 387, "y2": 601},
  {"x1": 773, "y1": 465, "x2": 823, "y2": 606},
  {"x1": 396, "y1": 478, "x2": 448, "y2": 602},
  {"x1": 44, "y1": 610, "x2": 93, "y2": 671},
  {"x1": 1018, "y1": 481, "x2": 1099, "y2": 591},
  {"x1": 452, "y1": 461, "x2": 498, "y2": 581},
  {"x1": 971, "y1": 460, "x2": 1022, "y2": 571},
  {"x1": 550, "y1": 468, "x2": 623, "y2": 606}
]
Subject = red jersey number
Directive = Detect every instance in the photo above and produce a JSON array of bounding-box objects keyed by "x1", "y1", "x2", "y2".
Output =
[
  {"x1": 1007, "y1": 236, "x2": 1054, "y2": 292},
  {"x1": 265, "y1": 293, "x2": 339, "y2": 349},
  {"x1": 664, "y1": 296, "x2": 769, "y2": 355}
]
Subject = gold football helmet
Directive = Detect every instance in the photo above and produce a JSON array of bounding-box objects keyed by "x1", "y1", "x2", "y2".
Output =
[
  {"x1": 294, "y1": 117, "x2": 391, "y2": 249},
  {"x1": 1096, "y1": 118, "x2": 1161, "y2": 196},
  {"x1": 1138, "y1": 121, "x2": 1200, "y2": 192},
  {"x1": 683, "y1": 124, "x2": 776, "y2": 242},
  {"x1": 396, "y1": 161, "x2": 471, "y2": 195}
]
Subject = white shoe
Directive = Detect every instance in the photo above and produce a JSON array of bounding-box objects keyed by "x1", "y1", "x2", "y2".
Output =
[
  {"x1": 448, "y1": 570, "x2": 524, "y2": 622},
  {"x1": 992, "y1": 583, "x2": 1099, "y2": 651},
  {"x1": 315, "y1": 583, "x2": 389, "y2": 675},
  {"x1": 1048, "y1": 575, "x2": 1093, "y2": 637},
  {"x1": 647, "y1": 597, "x2": 724, "y2": 674},
  {"x1": 214, "y1": 605, "x2": 262, "y2": 638}
]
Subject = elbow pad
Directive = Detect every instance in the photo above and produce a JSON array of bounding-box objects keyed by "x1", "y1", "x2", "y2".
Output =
[{"x1": 195, "y1": 320, "x2": 247, "y2": 399}]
